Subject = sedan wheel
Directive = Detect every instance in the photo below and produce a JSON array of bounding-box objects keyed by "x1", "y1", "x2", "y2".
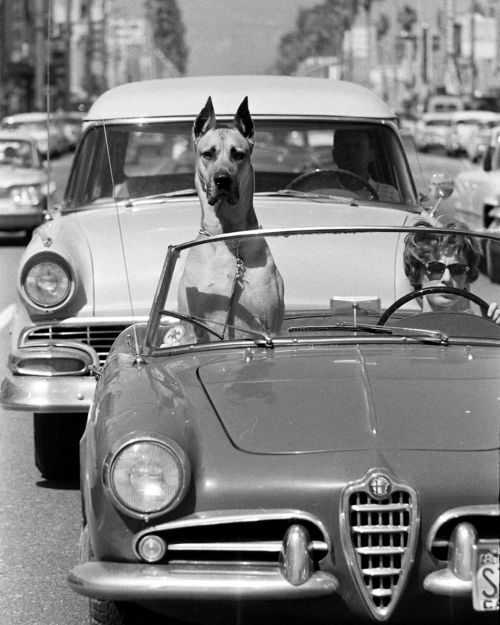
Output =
[{"x1": 33, "y1": 412, "x2": 86, "y2": 480}]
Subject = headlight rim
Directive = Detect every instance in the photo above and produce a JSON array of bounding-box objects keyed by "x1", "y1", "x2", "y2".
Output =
[
  {"x1": 20, "y1": 252, "x2": 75, "y2": 311},
  {"x1": 103, "y1": 434, "x2": 190, "y2": 520}
]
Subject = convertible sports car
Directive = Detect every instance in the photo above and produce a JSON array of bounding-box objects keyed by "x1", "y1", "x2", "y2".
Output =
[
  {"x1": 68, "y1": 226, "x2": 499, "y2": 624},
  {"x1": 0, "y1": 75, "x2": 423, "y2": 479}
]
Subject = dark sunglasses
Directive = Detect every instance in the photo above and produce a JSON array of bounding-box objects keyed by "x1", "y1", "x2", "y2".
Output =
[{"x1": 423, "y1": 261, "x2": 470, "y2": 279}]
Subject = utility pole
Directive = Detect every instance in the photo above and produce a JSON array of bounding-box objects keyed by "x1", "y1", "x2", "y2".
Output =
[
  {"x1": 65, "y1": 0, "x2": 73, "y2": 109},
  {"x1": 470, "y1": 0, "x2": 476, "y2": 98},
  {"x1": 34, "y1": 0, "x2": 46, "y2": 111}
]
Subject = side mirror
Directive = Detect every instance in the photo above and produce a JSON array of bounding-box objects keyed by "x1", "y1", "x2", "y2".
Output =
[{"x1": 426, "y1": 173, "x2": 454, "y2": 216}]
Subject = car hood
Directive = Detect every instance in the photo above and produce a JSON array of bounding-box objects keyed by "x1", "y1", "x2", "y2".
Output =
[
  {"x1": 196, "y1": 344, "x2": 499, "y2": 453},
  {"x1": 70, "y1": 197, "x2": 416, "y2": 316},
  {"x1": 0, "y1": 164, "x2": 45, "y2": 187}
]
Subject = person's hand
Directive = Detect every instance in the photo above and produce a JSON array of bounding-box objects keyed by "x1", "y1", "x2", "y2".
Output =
[{"x1": 487, "y1": 302, "x2": 500, "y2": 324}]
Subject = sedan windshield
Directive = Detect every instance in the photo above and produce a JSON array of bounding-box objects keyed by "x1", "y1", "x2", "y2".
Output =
[{"x1": 63, "y1": 120, "x2": 417, "y2": 209}]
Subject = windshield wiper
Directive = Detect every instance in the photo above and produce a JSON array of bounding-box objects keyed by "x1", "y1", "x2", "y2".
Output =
[
  {"x1": 267, "y1": 189, "x2": 356, "y2": 203},
  {"x1": 159, "y1": 310, "x2": 275, "y2": 347},
  {"x1": 124, "y1": 188, "x2": 197, "y2": 205},
  {"x1": 288, "y1": 322, "x2": 448, "y2": 343}
]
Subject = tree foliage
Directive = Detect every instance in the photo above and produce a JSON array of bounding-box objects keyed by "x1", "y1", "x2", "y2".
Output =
[
  {"x1": 150, "y1": 0, "x2": 189, "y2": 74},
  {"x1": 273, "y1": 0, "x2": 385, "y2": 75}
]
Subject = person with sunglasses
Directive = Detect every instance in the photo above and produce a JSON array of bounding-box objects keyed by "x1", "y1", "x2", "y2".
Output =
[{"x1": 403, "y1": 217, "x2": 500, "y2": 323}]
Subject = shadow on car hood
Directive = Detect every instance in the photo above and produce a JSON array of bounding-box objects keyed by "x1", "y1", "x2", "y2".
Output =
[{"x1": 197, "y1": 344, "x2": 499, "y2": 453}]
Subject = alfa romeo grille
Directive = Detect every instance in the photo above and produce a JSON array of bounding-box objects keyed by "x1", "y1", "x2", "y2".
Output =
[
  {"x1": 341, "y1": 469, "x2": 419, "y2": 621},
  {"x1": 23, "y1": 323, "x2": 132, "y2": 366}
]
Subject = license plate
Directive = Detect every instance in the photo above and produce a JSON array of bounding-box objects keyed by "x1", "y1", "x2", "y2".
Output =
[{"x1": 473, "y1": 542, "x2": 499, "y2": 611}]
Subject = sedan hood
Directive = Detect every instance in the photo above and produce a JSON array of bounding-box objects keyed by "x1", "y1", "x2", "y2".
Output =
[
  {"x1": 197, "y1": 344, "x2": 499, "y2": 453},
  {"x1": 72, "y1": 197, "x2": 415, "y2": 316}
]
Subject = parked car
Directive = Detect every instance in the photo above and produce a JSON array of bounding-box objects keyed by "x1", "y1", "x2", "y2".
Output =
[
  {"x1": 68, "y1": 226, "x2": 500, "y2": 625},
  {"x1": 0, "y1": 130, "x2": 56, "y2": 235},
  {"x1": 1, "y1": 111, "x2": 69, "y2": 158},
  {"x1": 0, "y1": 74, "x2": 425, "y2": 480},
  {"x1": 444, "y1": 111, "x2": 500, "y2": 158},
  {"x1": 414, "y1": 113, "x2": 453, "y2": 153},
  {"x1": 465, "y1": 115, "x2": 500, "y2": 163},
  {"x1": 442, "y1": 125, "x2": 500, "y2": 281}
]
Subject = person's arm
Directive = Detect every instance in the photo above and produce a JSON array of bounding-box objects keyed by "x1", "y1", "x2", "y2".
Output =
[{"x1": 487, "y1": 302, "x2": 500, "y2": 324}]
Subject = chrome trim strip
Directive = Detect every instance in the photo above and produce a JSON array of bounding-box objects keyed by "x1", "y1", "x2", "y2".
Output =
[
  {"x1": 166, "y1": 540, "x2": 328, "y2": 553},
  {"x1": 134, "y1": 509, "x2": 332, "y2": 558},
  {"x1": 68, "y1": 562, "x2": 339, "y2": 601},
  {"x1": 426, "y1": 504, "x2": 500, "y2": 554}
]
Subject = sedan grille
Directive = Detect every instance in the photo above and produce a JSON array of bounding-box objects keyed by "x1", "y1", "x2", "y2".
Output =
[
  {"x1": 341, "y1": 469, "x2": 419, "y2": 621},
  {"x1": 22, "y1": 322, "x2": 134, "y2": 366}
]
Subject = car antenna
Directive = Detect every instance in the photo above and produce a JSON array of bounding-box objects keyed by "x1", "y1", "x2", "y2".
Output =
[
  {"x1": 102, "y1": 122, "x2": 143, "y2": 361},
  {"x1": 43, "y1": 0, "x2": 54, "y2": 218}
]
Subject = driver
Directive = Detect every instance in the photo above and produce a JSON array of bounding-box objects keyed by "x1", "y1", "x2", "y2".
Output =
[
  {"x1": 332, "y1": 129, "x2": 400, "y2": 203},
  {"x1": 403, "y1": 217, "x2": 500, "y2": 323}
]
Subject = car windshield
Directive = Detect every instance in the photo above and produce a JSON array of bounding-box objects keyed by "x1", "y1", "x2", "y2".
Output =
[
  {"x1": 0, "y1": 139, "x2": 34, "y2": 167},
  {"x1": 142, "y1": 227, "x2": 500, "y2": 353},
  {"x1": 63, "y1": 120, "x2": 417, "y2": 209}
]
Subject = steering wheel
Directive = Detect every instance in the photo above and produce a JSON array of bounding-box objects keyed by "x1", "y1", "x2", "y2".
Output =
[
  {"x1": 377, "y1": 286, "x2": 490, "y2": 326},
  {"x1": 287, "y1": 168, "x2": 379, "y2": 200}
]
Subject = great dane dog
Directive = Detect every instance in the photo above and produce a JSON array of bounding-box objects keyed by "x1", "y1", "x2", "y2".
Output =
[{"x1": 177, "y1": 96, "x2": 284, "y2": 341}]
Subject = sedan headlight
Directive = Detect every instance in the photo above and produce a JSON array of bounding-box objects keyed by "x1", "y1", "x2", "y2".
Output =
[
  {"x1": 10, "y1": 184, "x2": 44, "y2": 207},
  {"x1": 23, "y1": 258, "x2": 73, "y2": 308},
  {"x1": 107, "y1": 438, "x2": 189, "y2": 517}
]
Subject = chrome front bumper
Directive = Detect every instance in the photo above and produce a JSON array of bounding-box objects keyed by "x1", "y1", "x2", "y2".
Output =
[
  {"x1": 68, "y1": 562, "x2": 338, "y2": 601},
  {"x1": 0, "y1": 371, "x2": 95, "y2": 412}
]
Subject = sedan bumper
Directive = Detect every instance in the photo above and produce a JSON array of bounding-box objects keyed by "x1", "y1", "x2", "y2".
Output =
[
  {"x1": 0, "y1": 371, "x2": 94, "y2": 412},
  {"x1": 68, "y1": 562, "x2": 338, "y2": 601}
]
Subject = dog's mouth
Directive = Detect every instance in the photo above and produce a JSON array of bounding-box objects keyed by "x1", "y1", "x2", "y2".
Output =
[{"x1": 208, "y1": 184, "x2": 239, "y2": 206}]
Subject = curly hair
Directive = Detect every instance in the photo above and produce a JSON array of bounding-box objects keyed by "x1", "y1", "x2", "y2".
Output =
[{"x1": 403, "y1": 216, "x2": 482, "y2": 289}]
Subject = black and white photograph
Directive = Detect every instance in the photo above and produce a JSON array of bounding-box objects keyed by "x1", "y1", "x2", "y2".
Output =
[{"x1": 0, "y1": 1, "x2": 499, "y2": 624}]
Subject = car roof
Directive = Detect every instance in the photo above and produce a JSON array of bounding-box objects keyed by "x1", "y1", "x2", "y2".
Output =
[
  {"x1": 0, "y1": 130, "x2": 38, "y2": 143},
  {"x1": 421, "y1": 112, "x2": 453, "y2": 121},
  {"x1": 2, "y1": 112, "x2": 51, "y2": 123},
  {"x1": 449, "y1": 110, "x2": 500, "y2": 122},
  {"x1": 85, "y1": 75, "x2": 396, "y2": 122}
]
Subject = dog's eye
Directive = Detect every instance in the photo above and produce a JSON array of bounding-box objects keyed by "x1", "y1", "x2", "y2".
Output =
[
  {"x1": 232, "y1": 150, "x2": 245, "y2": 161},
  {"x1": 201, "y1": 150, "x2": 213, "y2": 159}
]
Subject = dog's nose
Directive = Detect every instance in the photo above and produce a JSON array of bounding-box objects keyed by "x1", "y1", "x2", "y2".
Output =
[{"x1": 214, "y1": 173, "x2": 232, "y2": 190}]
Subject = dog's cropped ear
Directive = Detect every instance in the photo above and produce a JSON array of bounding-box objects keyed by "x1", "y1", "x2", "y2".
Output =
[
  {"x1": 233, "y1": 97, "x2": 255, "y2": 147},
  {"x1": 193, "y1": 96, "x2": 217, "y2": 145}
]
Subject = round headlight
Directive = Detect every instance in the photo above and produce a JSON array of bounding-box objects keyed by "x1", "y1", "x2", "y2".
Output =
[
  {"x1": 24, "y1": 260, "x2": 72, "y2": 308},
  {"x1": 109, "y1": 440, "x2": 187, "y2": 516}
]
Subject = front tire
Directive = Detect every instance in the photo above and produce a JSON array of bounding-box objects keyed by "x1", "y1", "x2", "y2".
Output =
[{"x1": 33, "y1": 412, "x2": 86, "y2": 480}]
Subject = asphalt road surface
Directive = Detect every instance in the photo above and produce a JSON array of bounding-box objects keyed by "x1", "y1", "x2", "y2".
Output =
[{"x1": 0, "y1": 149, "x2": 491, "y2": 625}]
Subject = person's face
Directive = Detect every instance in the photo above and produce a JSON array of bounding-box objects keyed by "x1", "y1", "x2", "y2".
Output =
[
  {"x1": 420, "y1": 249, "x2": 470, "y2": 311},
  {"x1": 333, "y1": 132, "x2": 371, "y2": 177}
]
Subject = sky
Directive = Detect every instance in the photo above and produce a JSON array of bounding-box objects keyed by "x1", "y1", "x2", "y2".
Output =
[
  {"x1": 118, "y1": 0, "x2": 320, "y2": 75},
  {"x1": 179, "y1": 0, "x2": 319, "y2": 75}
]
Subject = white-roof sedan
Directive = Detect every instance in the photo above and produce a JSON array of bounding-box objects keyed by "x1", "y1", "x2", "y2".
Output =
[{"x1": 0, "y1": 74, "x2": 426, "y2": 479}]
